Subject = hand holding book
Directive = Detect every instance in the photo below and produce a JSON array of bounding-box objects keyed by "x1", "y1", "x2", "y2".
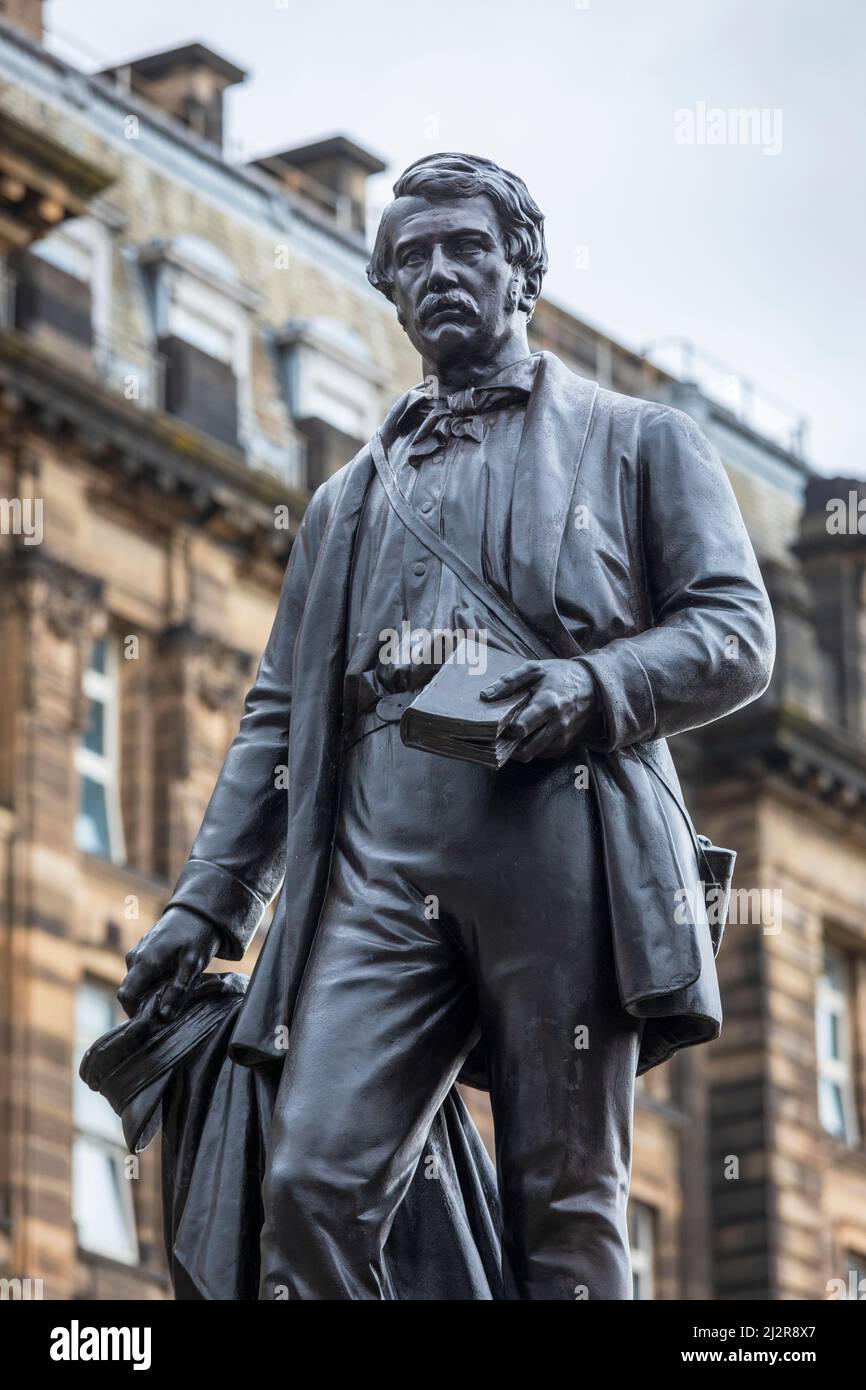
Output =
[
  {"x1": 480, "y1": 656, "x2": 599, "y2": 762},
  {"x1": 399, "y1": 643, "x2": 599, "y2": 768}
]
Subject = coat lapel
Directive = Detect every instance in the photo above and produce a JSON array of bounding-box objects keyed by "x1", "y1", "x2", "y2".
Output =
[{"x1": 509, "y1": 351, "x2": 598, "y2": 657}]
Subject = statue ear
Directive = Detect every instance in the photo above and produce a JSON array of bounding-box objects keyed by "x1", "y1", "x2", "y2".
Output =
[
  {"x1": 507, "y1": 268, "x2": 525, "y2": 314},
  {"x1": 518, "y1": 266, "x2": 543, "y2": 317}
]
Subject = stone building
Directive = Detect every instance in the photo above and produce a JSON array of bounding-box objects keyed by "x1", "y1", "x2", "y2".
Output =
[{"x1": 0, "y1": 7, "x2": 864, "y2": 1302}]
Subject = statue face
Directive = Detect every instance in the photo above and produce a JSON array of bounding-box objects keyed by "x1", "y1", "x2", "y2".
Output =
[{"x1": 385, "y1": 193, "x2": 525, "y2": 373}]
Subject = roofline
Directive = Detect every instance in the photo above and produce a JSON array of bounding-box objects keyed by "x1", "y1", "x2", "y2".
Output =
[
  {"x1": 98, "y1": 41, "x2": 247, "y2": 86},
  {"x1": 0, "y1": 19, "x2": 813, "y2": 475},
  {"x1": 0, "y1": 19, "x2": 374, "y2": 262},
  {"x1": 262, "y1": 135, "x2": 387, "y2": 175}
]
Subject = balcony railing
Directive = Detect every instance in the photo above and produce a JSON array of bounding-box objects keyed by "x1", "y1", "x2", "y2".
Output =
[{"x1": 642, "y1": 336, "x2": 809, "y2": 460}]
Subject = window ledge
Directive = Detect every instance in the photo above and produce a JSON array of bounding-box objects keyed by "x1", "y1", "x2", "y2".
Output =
[
  {"x1": 826, "y1": 1136, "x2": 866, "y2": 1172},
  {"x1": 76, "y1": 1245, "x2": 170, "y2": 1288},
  {"x1": 76, "y1": 848, "x2": 169, "y2": 898}
]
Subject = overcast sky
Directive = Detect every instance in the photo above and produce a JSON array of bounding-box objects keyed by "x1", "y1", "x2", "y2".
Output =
[{"x1": 46, "y1": 0, "x2": 865, "y2": 475}]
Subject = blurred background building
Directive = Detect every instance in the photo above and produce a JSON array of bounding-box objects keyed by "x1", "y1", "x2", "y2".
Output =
[{"x1": 0, "y1": 4, "x2": 864, "y2": 1301}]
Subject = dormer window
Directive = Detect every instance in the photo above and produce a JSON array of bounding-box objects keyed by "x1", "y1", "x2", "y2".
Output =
[
  {"x1": 141, "y1": 235, "x2": 259, "y2": 451},
  {"x1": 278, "y1": 316, "x2": 383, "y2": 489},
  {"x1": 11, "y1": 216, "x2": 109, "y2": 353}
]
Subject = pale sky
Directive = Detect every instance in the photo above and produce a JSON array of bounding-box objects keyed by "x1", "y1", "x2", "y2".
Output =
[{"x1": 45, "y1": 0, "x2": 865, "y2": 475}]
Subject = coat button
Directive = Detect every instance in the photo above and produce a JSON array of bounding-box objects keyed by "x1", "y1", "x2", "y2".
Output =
[
  {"x1": 413, "y1": 561, "x2": 426, "y2": 577},
  {"x1": 420, "y1": 500, "x2": 433, "y2": 514}
]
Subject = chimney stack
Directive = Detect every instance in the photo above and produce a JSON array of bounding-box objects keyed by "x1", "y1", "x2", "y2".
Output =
[
  {"x1": 98, "y1": 43, "x2": 246, "y2": 152},
  {"x1": 254, "y1": 136, "x2": 386, "y2": 237},
  {"x1": 0, "y1": 0, "x2": 43, "y2": 43}
]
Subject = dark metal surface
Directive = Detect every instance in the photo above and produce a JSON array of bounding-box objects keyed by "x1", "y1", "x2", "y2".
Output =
[{"x1": 112, "y1": 153, "x2": 775, "y2": 1300}]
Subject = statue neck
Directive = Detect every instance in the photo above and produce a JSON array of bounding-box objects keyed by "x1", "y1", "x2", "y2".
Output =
[{"x1": 423, "y1": 327, "x2": 532, "y2": 394}]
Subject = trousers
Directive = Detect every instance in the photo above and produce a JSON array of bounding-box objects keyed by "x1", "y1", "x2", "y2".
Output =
[{"x1": 258, "y1": 721, "x2": 644, "y2": 1300}]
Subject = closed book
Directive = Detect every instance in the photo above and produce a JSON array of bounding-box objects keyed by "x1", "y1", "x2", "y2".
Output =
[{"x1": 400, "y1": 643, "x2": 530, "y2": 768}]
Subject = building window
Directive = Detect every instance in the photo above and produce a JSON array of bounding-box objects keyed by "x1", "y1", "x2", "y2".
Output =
[
  {"x1": 816, "y1": 944, "x2": 860, "y2": 1144},
  {"x1": 628, "y1": 1200, "x2": 656, "y2": 1300},
  {"x1": 141, "y1": 236, "x2": 256, "y2": 452},
  {"x1": 12, "y1": 245, "x2": 93, "y2": 346},
  {"x1": 161, "y1": 330, "x2": 238, "y2": 448},
  {"x1": 74, "y1": 637, "x2": 126, "y2": 863},
  {"x1": 278, "y1": 317, "x2": 382, "y2": 489},
  {"x1": 72, "y1": 980, "x2": 138, "y2": 1264},
  {"x1": 10, "y1": 216, "x2": 111, "y2": 353}
]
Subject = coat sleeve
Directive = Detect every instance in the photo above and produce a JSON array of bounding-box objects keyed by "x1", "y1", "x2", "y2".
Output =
[
  {"x1": 162, "y1": 488, "x2": 332, "y2": 959},
  {"x1": 576, "y1": 403, "x2": 776, "y2": 752}
]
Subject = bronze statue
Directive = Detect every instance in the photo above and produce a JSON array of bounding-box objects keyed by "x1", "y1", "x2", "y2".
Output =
[{"x1": 105, "y1": 153, "x2": 775, "y2": 1300}]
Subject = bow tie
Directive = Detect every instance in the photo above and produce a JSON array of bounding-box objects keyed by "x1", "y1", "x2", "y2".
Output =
[{"x1": 400, "y1": 385, "x2": 529, "y2": 460}]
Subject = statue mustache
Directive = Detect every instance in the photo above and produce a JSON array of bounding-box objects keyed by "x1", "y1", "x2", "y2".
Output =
[{"x1": 419, "y1": 292, "x2": 478, "y2": 325}]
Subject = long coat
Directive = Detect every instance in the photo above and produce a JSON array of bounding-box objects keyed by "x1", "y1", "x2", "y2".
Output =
[
  {"x1": 166, "y1": 350, "x2": 775, "y2": 1081},
  {"x1": 81, "y1": 974, "x2": 506, "y2": 1300}
]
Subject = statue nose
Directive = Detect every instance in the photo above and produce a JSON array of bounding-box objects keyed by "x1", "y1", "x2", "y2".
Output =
[{"x1": 427, "y1": 245, "x2": 459, "y2": 288}]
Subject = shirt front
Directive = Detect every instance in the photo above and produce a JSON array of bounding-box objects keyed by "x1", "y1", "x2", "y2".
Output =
[{"x1": 343, "y1": 353, "x2": 541, "y2": 718}]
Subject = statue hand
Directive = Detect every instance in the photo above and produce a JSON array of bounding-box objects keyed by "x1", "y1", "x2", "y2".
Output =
[
  {"x1": 117, "y1": 907, "x2": 222, "y2": 1021},
  {"x1": 480, "y1": 658, "x2": 596, "y2": 762}
]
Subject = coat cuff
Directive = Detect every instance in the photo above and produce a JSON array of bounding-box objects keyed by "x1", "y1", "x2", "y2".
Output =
[
  {"x1": 575, "y1": 644, "x2": 657, "y2": 751},
  {"x1": 165, "y1": 858, "x2": 266, "y2": 961}
]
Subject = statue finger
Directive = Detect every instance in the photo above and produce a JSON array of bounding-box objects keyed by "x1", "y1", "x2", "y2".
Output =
[
  {"x1": 506, "y1": 690, "x2": 556, "y2": 740},
  {"x1": 117, "y1": 954, "x2": 164, "y2": 1017},
  {"x1": 480, "y1": 660, "x2": 543, "y2": 701},
  {"x1": 511, "y1": 723, "x2": 556, "y2": 763},
  {"x1": 156, "y1": 952, "x2": 201, "y2": 1021}
]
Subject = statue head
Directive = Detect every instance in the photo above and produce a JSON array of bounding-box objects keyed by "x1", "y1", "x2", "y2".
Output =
[{"x1": 367, "y1": 152, "x2": 548, "y2": 378}]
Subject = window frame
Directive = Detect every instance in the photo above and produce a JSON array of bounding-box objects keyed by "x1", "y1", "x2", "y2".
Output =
[
  {"x1": 30, "y1": 215, "x2": 111, "y2": 341},
  {"x1": 143, "y1": 238, "x2": 255, "y2": 452},
  {"x1": 74, "y1": 636, "x2": 126, "y2": 865},
  {"x1": 72, "y1": 979, "x2": 139, "y2": 1266},
  {"x1": 816, "y1": 943, "x2": 860, "y2": 1146},
  {"x1": 628, "y1": 1199, "x2": 656, "y2": 1301}
]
